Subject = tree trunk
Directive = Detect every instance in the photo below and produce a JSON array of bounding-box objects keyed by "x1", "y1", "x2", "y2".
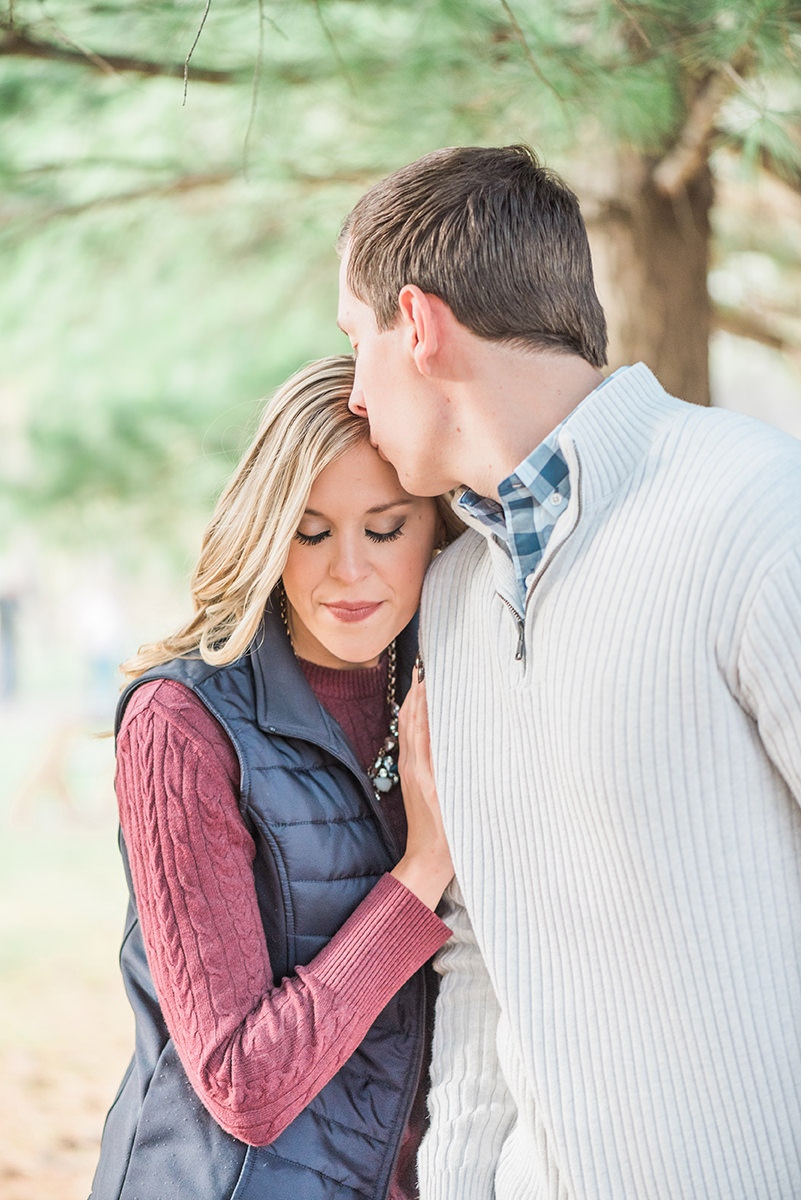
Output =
[{"x1": 581, "y1": 150, "x2": 714, "y2": 407}]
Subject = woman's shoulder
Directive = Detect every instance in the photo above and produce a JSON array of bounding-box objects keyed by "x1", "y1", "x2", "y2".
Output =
[
  {"x1": 119, "y1": 678, "x2": 238, "y2": 777},
  {"x1": 123, "y1": 677, "x2": 203, "y2": 725}
]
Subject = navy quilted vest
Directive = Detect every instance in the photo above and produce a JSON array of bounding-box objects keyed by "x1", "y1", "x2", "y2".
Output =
[{"x1": 90, "y1": 611, "x2": 427, "y2": 1200}]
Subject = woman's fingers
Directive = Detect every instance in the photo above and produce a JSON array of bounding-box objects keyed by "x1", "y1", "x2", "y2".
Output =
[
  {"x1": 392, "y1": 667, "x2": 454, "y2": 908},
  {"x1": 399, "y1": 670, "x2": 433, "y2": 783}
]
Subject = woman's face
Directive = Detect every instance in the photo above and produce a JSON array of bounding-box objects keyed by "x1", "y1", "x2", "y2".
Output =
[{"x1": 282, "y1": 439, "x2": 440, "y2": 669}]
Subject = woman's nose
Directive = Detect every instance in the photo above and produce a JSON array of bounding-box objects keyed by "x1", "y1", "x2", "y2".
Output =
[{"x1": 330, "y1": 538, "x2": 370, "y2": 583}]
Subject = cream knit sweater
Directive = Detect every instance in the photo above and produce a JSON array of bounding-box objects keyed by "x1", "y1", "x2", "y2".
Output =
[{"x1": 419, "y1": 364, "x2": 801, "y2": 1200}]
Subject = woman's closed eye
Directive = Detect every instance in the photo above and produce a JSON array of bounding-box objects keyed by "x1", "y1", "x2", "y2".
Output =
[
  {"x1": 366, "y1": 522, "x2": 405, "y2": 544},
  {"x1": 294, "y1": 529, "x2": 330, "y2": 547},
  {"x1": 293, "y1": 521, "x2": 406, "y2": 547}
]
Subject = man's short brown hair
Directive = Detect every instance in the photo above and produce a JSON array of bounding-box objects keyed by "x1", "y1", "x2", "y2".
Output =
[{"x1": 340, "y1": 144, "x2": 607, "y2": 368}]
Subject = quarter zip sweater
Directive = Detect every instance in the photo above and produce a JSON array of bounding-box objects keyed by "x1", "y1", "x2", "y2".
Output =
[{"x1": 418, "y1": 363, "x2": 801, "y2": 1200}]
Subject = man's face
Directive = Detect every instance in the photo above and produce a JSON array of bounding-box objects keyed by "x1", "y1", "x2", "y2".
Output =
[{"x1": 337, "y1": 250, "x2": 453, "y2": 497}]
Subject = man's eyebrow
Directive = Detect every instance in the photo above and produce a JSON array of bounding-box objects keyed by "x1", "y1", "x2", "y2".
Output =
[{"x1": 303, "y1": 500, "x2": 412, "y2": 518}]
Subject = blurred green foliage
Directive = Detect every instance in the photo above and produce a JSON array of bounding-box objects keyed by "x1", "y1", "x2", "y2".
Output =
[{"x1": 1, "y1": 0, "x2": 800, "y2": 565}]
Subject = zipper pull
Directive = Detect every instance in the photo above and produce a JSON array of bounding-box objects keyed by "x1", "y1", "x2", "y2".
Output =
[{"x1": 497, "y1": 592, "x2": 526, "y2": 662}]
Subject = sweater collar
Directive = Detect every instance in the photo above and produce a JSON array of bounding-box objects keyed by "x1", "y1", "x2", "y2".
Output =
[{"x1": 557, "y1": 362, "x2": 682, "y2": 506}]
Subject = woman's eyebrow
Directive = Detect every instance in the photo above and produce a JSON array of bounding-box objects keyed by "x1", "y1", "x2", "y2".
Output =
[
  {"x1": 366, "y1": 500, "x2": 413, "y2": 515},
  {"x1": 302, "y1": 500, "x2": 412, "y2": 519}
]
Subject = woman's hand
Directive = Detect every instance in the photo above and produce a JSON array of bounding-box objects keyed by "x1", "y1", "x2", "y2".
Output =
[{"x1": 390, "y1": 666, "x2": 454, "y2": 910}]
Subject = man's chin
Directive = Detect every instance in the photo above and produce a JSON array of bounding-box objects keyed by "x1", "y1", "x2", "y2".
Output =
[
  {"x1": 372, "y1": 443, "x2": 450, "y2": 497},
  {"x1": 402, "y1": 472, "x2": 452, "y2": 499}
]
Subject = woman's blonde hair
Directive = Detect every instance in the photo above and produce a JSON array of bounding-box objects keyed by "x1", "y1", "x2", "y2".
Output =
[{"x1": 123, "y1": 355, "x2": 462, "y2": 681}]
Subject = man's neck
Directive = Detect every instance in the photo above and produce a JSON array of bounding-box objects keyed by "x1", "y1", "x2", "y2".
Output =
[{"x1": 454, "y1": 350, "x2": 604, "y2": 499}]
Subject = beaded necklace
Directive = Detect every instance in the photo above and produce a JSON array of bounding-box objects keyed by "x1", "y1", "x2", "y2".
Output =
[{"x1": 279, "y1": 589, "x2": 399, "y2": 800}]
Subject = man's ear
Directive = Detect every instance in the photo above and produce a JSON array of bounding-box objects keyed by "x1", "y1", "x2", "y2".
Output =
[{"x1": 398, "y1": 285, "x2": 448, "y2": 376}]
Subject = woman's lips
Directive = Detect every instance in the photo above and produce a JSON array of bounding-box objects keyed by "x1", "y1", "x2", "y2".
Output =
[{"x1": 323, "y1": 601, "x2": 383, "y2": 623}]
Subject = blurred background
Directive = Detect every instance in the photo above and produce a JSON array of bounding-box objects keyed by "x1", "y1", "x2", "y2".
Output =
[{"x1": 1, "y1": 2, "x2": 800, "y2": 1195}]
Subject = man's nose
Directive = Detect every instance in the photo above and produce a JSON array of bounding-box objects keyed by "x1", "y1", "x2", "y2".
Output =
[{"x1": 348, "y1": 386, "x2": 368, "y2": 418}]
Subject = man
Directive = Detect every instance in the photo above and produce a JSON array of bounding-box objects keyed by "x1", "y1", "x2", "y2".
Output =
[{"x1": 337, "y1": 144, "x2": 801, "y2": 1200}]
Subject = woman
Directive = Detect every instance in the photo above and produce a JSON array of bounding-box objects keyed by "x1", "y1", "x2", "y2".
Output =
[{"x1": 90, "y1": 356, "x2": 462, "y2": 1200}]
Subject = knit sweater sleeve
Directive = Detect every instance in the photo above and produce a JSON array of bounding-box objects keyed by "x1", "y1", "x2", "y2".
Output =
[
  {"x1": 418, "y1": 882, "x2": 516, "y2": 1200},
  {"x1": 736, "y1": 543, "x2": 801, "y2": 801},
  {"x1": 116, "y1": 679, "x2": 450, "y2": 1147}
]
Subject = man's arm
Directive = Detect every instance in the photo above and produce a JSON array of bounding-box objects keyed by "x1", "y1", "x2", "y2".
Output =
[
  {"x1": 419, "y1": 881, "x2": 517, "y2": 1200},
  {"x1": 736, "y1": 544, "x2": 801, "y2": 798}
]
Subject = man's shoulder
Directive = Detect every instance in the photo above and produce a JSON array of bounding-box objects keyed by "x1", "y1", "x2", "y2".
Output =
[
  {"x1": 424, "y1": 527, "x2": 487, "y2": 592},
  {"x1": 420, "y1": 529, "x2": 494, "y2": 629},
  {"x1": 657, "y1": 407, "x2": 801, "y2": 578},
  {"x1": 587, "y1": 363, "x2": 801, "y2": 480},
  {"x1": 676, "y1": 405, "x2": 801, "y2": 498},
  {"x1": 686, "y1": 401, "x2": 798, "y2": 442},
  {"x1": 420, "y1": 529, "x2": 492, "y2": 659}
]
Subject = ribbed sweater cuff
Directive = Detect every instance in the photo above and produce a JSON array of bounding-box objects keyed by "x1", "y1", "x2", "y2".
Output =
[{"x1": 311, "y1": 874, "x2": 450, "y2": 1004}]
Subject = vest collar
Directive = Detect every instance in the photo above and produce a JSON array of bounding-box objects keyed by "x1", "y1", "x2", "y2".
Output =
[{"x1": 249, "y1": 603, "x2": 417, "y2": 757}]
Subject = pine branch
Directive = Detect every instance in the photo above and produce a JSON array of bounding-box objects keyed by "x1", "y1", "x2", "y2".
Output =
[
  {"x1": 243, "y1": 0, "x2": 266, "y2": 176},
  {"x1": 652, "y1": 67, "x2": 740, "y2": 197},
  {"x1": 183, "y1": 0, "x2": 212, "y2": 103},
  {"x1": 0, "y1": 25, "x2": 242, "y2": 82},
  {"x1": 499, "y1": 0, "x2": 563, "y2": 103},
  {"x1": 0, "y1": 163, "x2": 385, "y2": 235},
  {"x1": 610, "y1": 0, "x2": 652, "y2": 52},
  {"x1": 720, "y1": 134, "x2": 801, "y2": 195},
  {"x1": 0, "y1": 171, "x2": 237, "y2": 232},
  {"x1": 311, "y1": 0, "x2": 355, "y2": 93},
  {"x1": 713, "y1": 302, "x2": 801, "y2": 354}
]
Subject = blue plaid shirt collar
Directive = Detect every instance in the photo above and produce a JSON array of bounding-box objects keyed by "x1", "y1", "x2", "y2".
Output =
[{"x1": 458, "y1": 424, "x2": 570, "y2": 611}]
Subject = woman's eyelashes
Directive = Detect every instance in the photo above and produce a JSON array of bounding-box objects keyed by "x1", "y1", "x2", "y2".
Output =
[
  {"x1": 294, "y1": 522, "x2": 406, "y2": 547},
  {"x1": 294, "y1": 530, "x2": 329, "y2": 546},
  {"x1": 366, "y1": 523, "x2": 405, "y2": 544}
]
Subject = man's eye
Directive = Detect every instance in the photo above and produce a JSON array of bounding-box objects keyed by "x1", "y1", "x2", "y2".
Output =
[
  {"x1": 366, "y1": 523, "x2": 405, "y2": 544},
  {"x1": 294, "y1": 530, "x2": 330, "y2": 546}
]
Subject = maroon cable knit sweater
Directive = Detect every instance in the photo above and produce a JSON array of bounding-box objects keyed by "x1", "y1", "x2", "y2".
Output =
[{"x1": 115, "y1": 654, "x2": 449, "y2": 1199}]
